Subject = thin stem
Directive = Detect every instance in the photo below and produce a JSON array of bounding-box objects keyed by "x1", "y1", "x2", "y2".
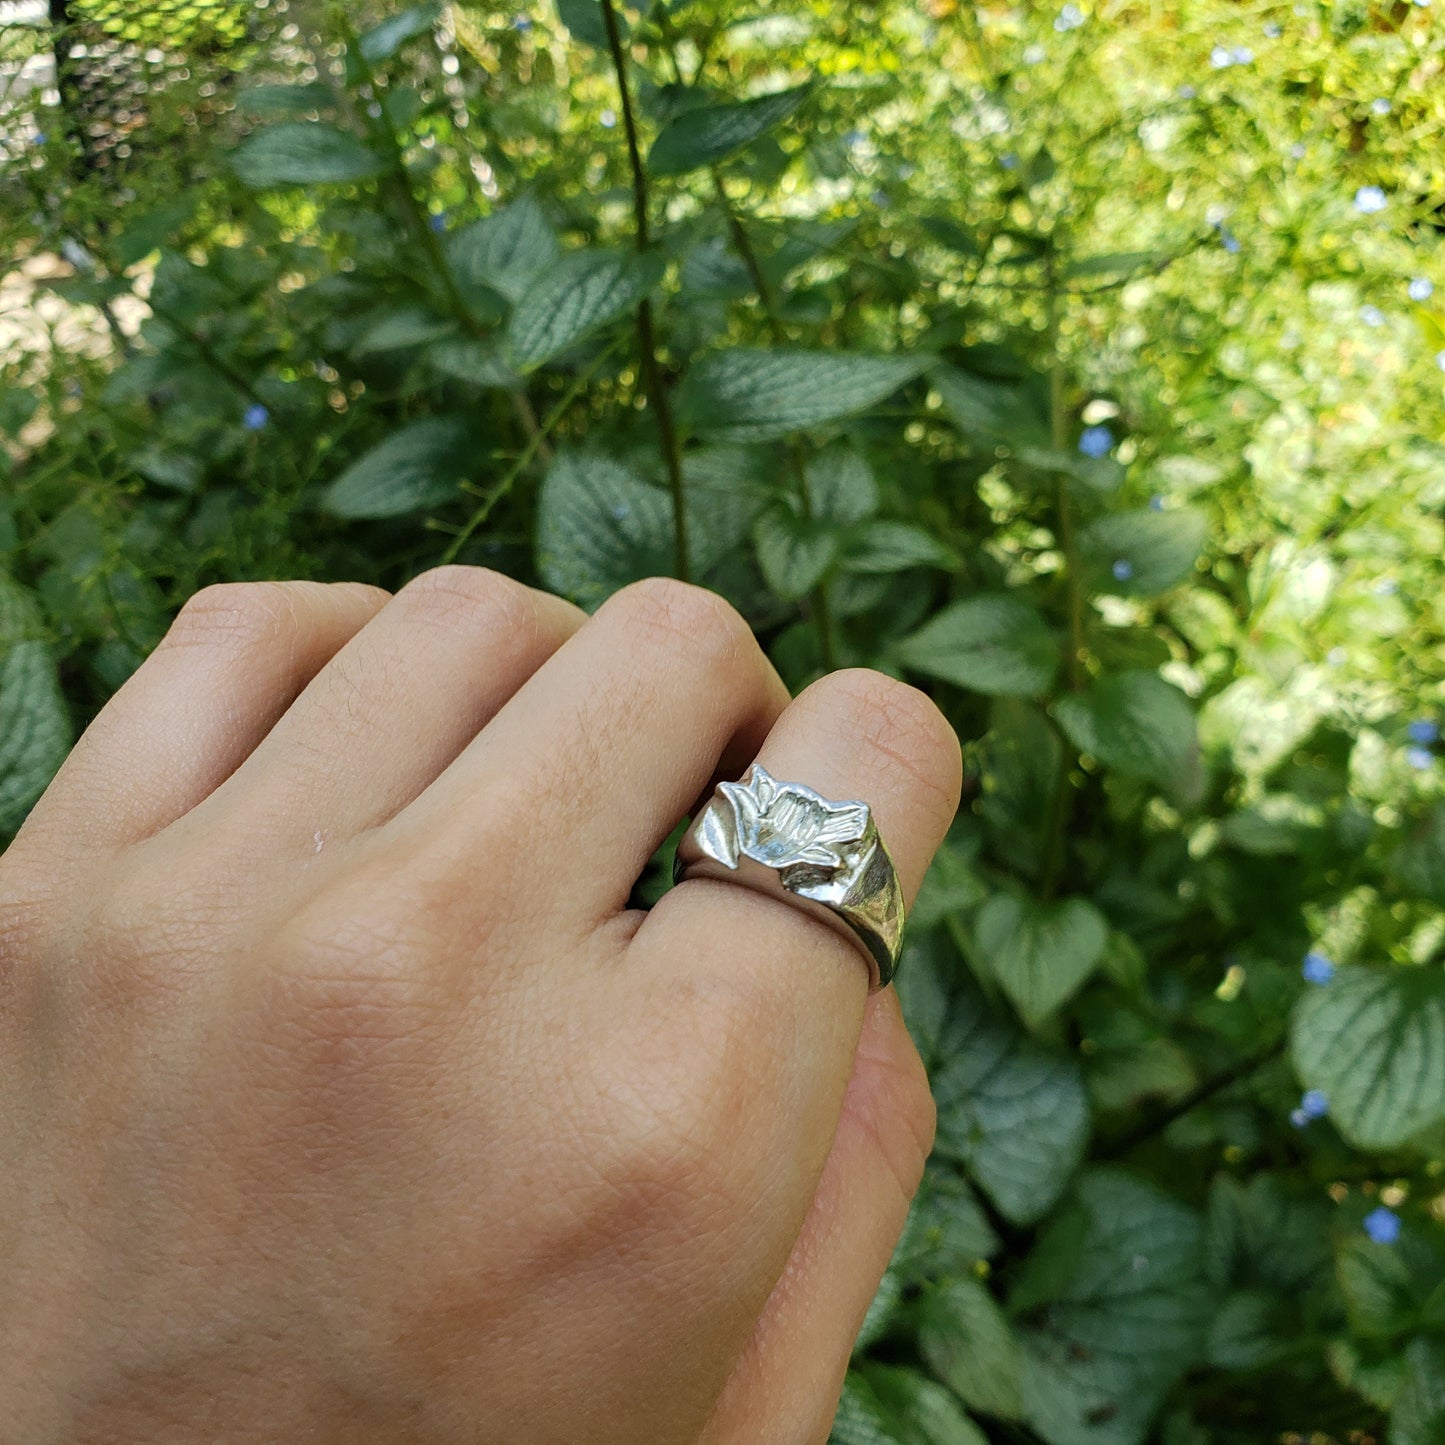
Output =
[{"x1": 600, "y1": 0, "x2": 688, "y2": 582}]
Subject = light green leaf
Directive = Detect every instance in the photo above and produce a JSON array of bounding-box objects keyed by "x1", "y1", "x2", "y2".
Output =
[
  {"x1": 679, "y1": 349, "x2": 926, "y2": 442},
  {"x1": 236, "y1": 82, "x2": 336, "y2": 119},
  {"x1": 425, "y1": 337, "x2": 522, "y2": 390},
  {"x1": 1393, "y1": 1338, "x2": 1445, "y2": 1445},
  {"x1": 931, "y1": 972, "x2": 1090, "y2": 1224},
  {"x1": 807, "y1": 443, "x2": 878, "y2": 525},
  {"x1": 1065, "y1": 251, "x2": 1171, "y2": 280},
  {"x1": 319, "y1": 417, "x2": 473, "y2": 519},
  {"x1": 753, "y1": 503, "x2": 839, "y2": 601},
  {"x1": 1080, "y1": 507, "x2": 1208, "y2": 595},
  {"x1": 1018, "y1": 1172, "x2": 1211, "y2": 1445},
  {"x1": 933, "y1": 366, "x2": 1049, "y2": 449},
  {"x1": 831, "y1": 1368, "x2": 989, "y2": 1445},
  {"x1": 843, "y1": 522, "x2": 960, "y2": 575},
  {"x1": 1054, "y1": 671, "x2": 1200, "y2": 798},
  {"x1": 507, "y1": 249, "x2": 664, "y2": 370},
  {"x1": 555, "y1": 0, "x2": 620, "y2": 47},
  {"x1": 535, "y1": 451, "x2": 675, "y2": 610},
  {"x1": 1392, "y1": 804, "x2": 1445, "y2": 907},
  {"x1": 446, "y1": 197, "x2": 561, "y2": 306},
  {"x1": 896, "y1": 594, "x2": 1058, "y2": 698},
  {"x1": 974, "y1": 892, "x2": 1109, "y2": 1027},
  {"x1": 1291, "y1": 966, "x2": 1445, "y2": 1150},
  {"x1": 232, "y1": 123, "x2": 387, "y2": 188},
  {"x1": 648, "y1": 84, "x2": 814, "y2": 177},
  {"x1": 357, "y1": 2, "x2": 440, "y2": 62},
  {"x1": 1337, "y1": 1236, "x2": 1420, "y2": 1338},
  {"x1": 0, "y1": 574, "x2": 73, "y2": 836},
  {"x1": 351, "y1": 305, "x2": 456, "y2": 356},
  {"x1": 918, "y1": 1277, "x2": 1023, "y2": 1420}
]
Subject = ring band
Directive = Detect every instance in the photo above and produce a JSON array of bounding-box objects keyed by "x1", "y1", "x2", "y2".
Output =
[{"x1": 672, "y1": 764, "x2": 905, "y2": 990}]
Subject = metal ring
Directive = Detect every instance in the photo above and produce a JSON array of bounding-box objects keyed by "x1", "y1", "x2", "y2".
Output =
[{"x1": 672, "y1": 764, "x2": 905, "y2": 990}]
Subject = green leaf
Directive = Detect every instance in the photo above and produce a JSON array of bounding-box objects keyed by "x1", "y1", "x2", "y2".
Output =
[
  {"x1": 753, "y1": 503, "x2": 839, "y2": 601},
  {"x1": 1337, "y1": 1235, "x2": 1421, "y2": 1338},
  {"x1": 918, "y1": 1277, "x2": 1023, "y2": 1420},
  {"x1": 807, "y1": 443, "x2": 878, "y2": 525},
  {"x1": 1291, "y1": 966, "x2": 1445, "y2": 1150},
  {"x1": 357, "y1": 3, "x2": 440, "y2": 62},
  {"x1": 1394, "y1": 1338, "x2": 1445, "y2": 1445},
  {"x1": 351, "y1": 305, "x2": 457, "y2": 356},
  {"x1": 1064, "y1": 251, "x2": 1171, "y2": 280},
  {"x1": 319, "y1": 417, "x2": 473, "y2": 519},
  {"x1": 446, "y1": 197, "x2": 561, "y2": 306},
  {"x1": 507, "y1": 249, "x2": 664, "y2": 370},
  {"x1": 555, "y1": 0, "x2": 620, "y2": 47},
  {"x1": 679, "y1": 349, "x2": 926, "y2": 442},
  {"x1": 1017, "y1": 1172, "x2": 1211, "y2": 1445},
  {"x1": 0, "y1": 573, "x2": 73, "y2": 836},
  {"x1": 974, "y1": 892, "x2": 1109, "y2": 1028},
  {"x1": 425, "y1": 337, "x2": 522, "y2": 390},
  {"x1": 1080, "y1": 508, "x2": 1208, "y2": 595},
  {"x1": 931, "y1": 971, "x2": 1090, "y2": 1225},
  {"x1": 648, "y1": 84, "x2": 814, "y2": 177},
  {"x1": 831, "y1": 1368, "x2": 989, "y2": 1445},
  {"x1": 933, "y1": 366, "x2": 1049, "y2": 449},
  {"x1": 1054, "y1": 671, "x2": 1200, "y2": 799},
  {"x1": 843, "y1": 522, "x2": 960, "y2": 575},
  {"x1": 236, "y1": 82, "x2": 336, "y2": 119},
  {"x1": 1392, "y1": 803, "x2": 1445, "y2": 907},
  {"x1": 896, "y1": 594, "x2": 1058, "y2": 698},
  {"x1": 231, "y1": 123, "x2": 387, "y2": 188}
]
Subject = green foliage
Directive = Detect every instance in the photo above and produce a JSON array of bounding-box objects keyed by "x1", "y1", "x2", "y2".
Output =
[{"x1": 4, "y1": 1, "x2": 1445, "y2": 1441}]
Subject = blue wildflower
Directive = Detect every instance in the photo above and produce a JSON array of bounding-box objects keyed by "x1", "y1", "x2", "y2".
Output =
[
  {"x1": 1000, "y1": 153, "x2": 1020, "y2": 170},
  {"x1": 1300, "y1": 1089, "x2": 1329, "y2": 1119},
  {"x1": 610, "y1": 503, "x2": 630, "y2": 521},
  {"x1": 1371, "y1": 98, "x2": 1392, "y2": 116},
  {"x1": 242, "y1": 403, "x2": 269, "y2": 431},
  {"x1": 1290, "y1": 1108, "x2": 1310, "y2": 1129},
  {"x1": 1290, "y1": 142, "x2": 1307, "y2": 159},
  {"x1": 1023, "y1": 44, "x2": 1047, "y2": 65},
  {"x1": 1364, "y1": 1207, "x2": 1401, "y2": 1245},
  {"x1": 429, "y1": 212, "x2": 446, "y2": 233},
  {"x1": 1210, "y1": 44, "x2": 1233, "y2": 68},
  {"x1": 1178, "y1": 84, "x2": 1197, "y2": 99},
  {"x1": 1302, "y1": 950, "x2": 1335, "y2": 985},
  {"x1": 1112, "y1": 559, "x2": 1135, "y2": 582},
  {"x1": 1361, "y1": 304, "x2": 1385, "y2": 327},
  {"x1": 1055, "y1": 4, "x2": 1085, "y2": 30},
  {"x1": 843, "y1": 129, "x2": 866, "y2": 148},
  {"x1": 1407, "y1": 746, "x2": 1434, "y2": 771},
  {"x1": 1355, "y1": 185, "x2": 1388, "y2": 214},
  {"x1": 1149, "y1": 494, "x2": 1165, "y2": 511},
  {"x1": 1408, "y1": 719, "x2": 1440, "y2": 745},
  {"x1": 1219, "y1": 225, "x2": 1241, "y2": 254},
  {"x1": 1078, "y1": 424, "x2": 1114, "y2": 458},
  {"x1": 1233, "y1": 46, "x2": 1254, "y2": 63},
  {"x1": 600, "y1": 108, "x2": 617, "y2": 128},
  {"x1": 1263, "y1": 20, "x2": 1283, "y2": 36},
  {"x1": 34, "y1": 130, "x2": 47, "y2": 145},
  {"x1": 1408, "y1": 277, "x2": 1434, "y2": 301},
  {"x1": 1436, "y1": 351, "x2": 1445, "y2": 372},
  {"x1": 512, "y1": 14, "x2": 532, "y2": 30},
  {"x1": 1375, "y1": 578, "x2": 1399, "y2": 595}
]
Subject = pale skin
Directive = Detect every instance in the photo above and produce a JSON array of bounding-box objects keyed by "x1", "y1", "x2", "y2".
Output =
[{"x1": 0, "y1": 569, "x2": 962, "y2": 1444}]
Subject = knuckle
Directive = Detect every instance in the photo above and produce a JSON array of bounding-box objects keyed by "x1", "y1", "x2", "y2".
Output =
[
  {"x1": 605, "y1": 577, "x2": 757, "y2": 669},
  {"x1": 165, "y1": 581, "x2": 301, "y2": 652},
  {"x1": 396, "y1": 565, "x2": 535, "y2": 640}
]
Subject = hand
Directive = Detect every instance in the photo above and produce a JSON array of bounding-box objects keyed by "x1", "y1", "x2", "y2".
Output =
[{"x1": 0, "y1": 570, "x2": 961, "y2": 1445}]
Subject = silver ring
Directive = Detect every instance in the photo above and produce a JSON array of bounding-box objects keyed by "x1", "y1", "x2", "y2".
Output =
[{"x1": 672, "y1": 764, "x2": 905, "y2": 990}]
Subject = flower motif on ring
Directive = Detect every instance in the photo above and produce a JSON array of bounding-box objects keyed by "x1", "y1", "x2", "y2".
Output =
[{"x1": 700, "y1": 765, "x2": 870, "y2": 873}]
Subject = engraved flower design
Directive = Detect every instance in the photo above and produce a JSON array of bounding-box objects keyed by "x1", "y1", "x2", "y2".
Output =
[{"x1": 701, "y1": 764, "x2": 870, "y2": 872}]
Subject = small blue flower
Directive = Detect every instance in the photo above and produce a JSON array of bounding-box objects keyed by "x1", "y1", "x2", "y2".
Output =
[
  {"x1": 1371, "y1": 98, "x2": 1392, "y2": 116},
  {"x1": 1112, "y1": 559, "x2": 1135, "y2": 582},
  {"x1": 1407, "y1": 746, "x2": 1435, "y2": 771},
  {"x1": 1302, "y1": 950, "x2": 1335, "y2": 985},
  {"x1": 1000, "y1": 152, "x2": 1020, "y2": 170},
  {"x1": 512, "y1": 14, "x2": 532, "y2": 30},
  {"x1": 1263, "y1": 20, "x2": 1283, "y2": 36},
  {"x1": 242, "y1": 403, "x2": 269, "y2": 431},
  {"x1": 1364, "y1": 1206, "x2": 1401, "y2": 1245},
  {"x1": 1210, "y1": 44, "x2": 1234, "y2": 68},
  {"x1": 1233, "y1": 46, "x2": 1254, "y2": 63},
  {"x1": 600, "y1": 108, "x2": 617, "y2": 128},
  {"x1": 1290, "y1": 141, "x2": 1307, "y2": 159},
  {"x1": 1178, "y1": 84, "x2": 1197, "y2": 99},
  {"x1": 34, "y1": 130, "x2": 47, "y2": 145},
  {"x1": 843, "y1": 129, "x2": 866, "y2": 148},
  {"x1": 1300, "y1": 1089, "x2": 1329, "y2": 1119},
  {"x1": 1408, "y1": 276, "x2": 1434, "y2": 301},
  {"x1": 1078, "y1": 424, "x2": 1114, "y2": 458},
  {"x1": 1327, "y1": 646, "x2": 1347, "y2": 666},
  {"x1": 610, "y1": 503, "x2": 630, "y2": 521},
  {"x1": 1219, "y1": 225, "x2": 1241, "y2": 254},
  {"x1": 1149, "y1": 494, "x2": 1165, "y2": 512},
  {"x1": 1435, "y1": 350, "x2": 1445, "y2": 373},
  {"x1": 1355, "y1": 185, "x2": 1388, "y2": 214},
  {"x1": 1023, "y1": 43, "x2": 1047, "y2": 65},
  {"x1": 1055, "y1": 4, "x2": 1086, "y2": 31},
  {"x1": 1289, "y1": 1108, "x2": 1310, "y2": 1129},
  {"x1": 1408, "y1": 719, "x2": 1440, "y2": 745},
  {"x1": 1361, "y1": 304, "x2": 1385, "y2": 327},
  {"x1": 1375, "y1": 578, "x2": 1399, "y2": 596},
  {"x1": 871, "y1": 188, "x2": 889, "y2": 209},
  {"x1": 429, "y1": 212, "x2": 446, "y2": 233}
]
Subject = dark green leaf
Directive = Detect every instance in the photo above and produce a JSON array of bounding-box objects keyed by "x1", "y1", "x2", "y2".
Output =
[
  {"x1": 1394, "y1": 1338, "x2": 1445, "y2": 1445},
  {"x1": 507, "y1": 249, "x2": 664, "y2": 370},
  {"x1": 1080, "y1": 508, "x2": 1208, "y2": 595},
  {"x1": 351, "y1": 305, "x2": 457, "y2": 356},
  {"x1": 446, "y1": 197, "x2": 561, "y2": 306},
  {"x1": 236, "y1": 82, "x2": 336, "y2": 118},
  {"x1": 974, "y1": 892, "x2": 1109, "y2": 1027},
  {"x1": 918, "y1": 1277, "x2": 1023, "y2": 1419},
  {"x1": 843, "y1": 522, "x2": 960, "y2": 575},
  {"x1": 319, "y1": 417, "x2": 473, "y2": 519},
  {"x1": 679, "y1": 349, "x2": 925, "y2": 441},
  {"x1": 232, "y1": 123, "x2": 387, "y2": 188},
  {"x1": 1054, "y1": 671, "x2": 1201, "y2": 799},
  {"x1": 933, "y1": 366, "x2": 1049, "y2": 449},
  {"x1": 896, "y1": 594, "x2": 1058, "y2": 698},
  {"x1": 357, "y1": 3, "x2": 440, "y2": 62},
  {"x1": 649, "y1": 84, "x2": 814, "y2": 177},
  {"x1": 0, "y1": 573, "x2": 73, "y2": 835},
  {"x1": 807, "y1": 443, "x2": 878, "y2": 525},
  {"x1": 753, "y1": 503, "x2": 839, "y2": 601},
  {"x1": 1291, "y1": 966, "x2": 1445, "y2": 1150},
  {"x1": 555, "y1": 0, "x2": 620, "y2": 47}
]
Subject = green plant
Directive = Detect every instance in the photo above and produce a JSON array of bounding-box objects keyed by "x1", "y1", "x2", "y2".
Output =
[{"x1": 3, "y1": 1, "x2": 1445, "y2": 1439}]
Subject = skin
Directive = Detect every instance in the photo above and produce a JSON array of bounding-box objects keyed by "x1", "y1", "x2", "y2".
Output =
[{"x1": 0, "y1": 569, "x2": 962, "y2": 1445}]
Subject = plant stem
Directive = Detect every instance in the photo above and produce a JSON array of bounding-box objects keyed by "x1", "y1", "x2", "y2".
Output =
[
  {"x1": 600, "y1": 0, "x2": 689, "y2": 582},
  {"x1": 1038, "y1": 250, "x2": 1086, "y2": 901}
]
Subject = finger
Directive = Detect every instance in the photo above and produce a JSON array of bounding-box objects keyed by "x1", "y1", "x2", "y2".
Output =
[
  {"x1": 384, "y1": 577, "x2": 791, "y2": 924},
  {"x1": 698, "y1": 989, "x2": 936, "y2": 1444},
  {"x1": 17, "y1": 581, "x2": 389, "y2": 860},
  {"x1": 177, "y1": 567, "x2": 586, "y2": 848}
]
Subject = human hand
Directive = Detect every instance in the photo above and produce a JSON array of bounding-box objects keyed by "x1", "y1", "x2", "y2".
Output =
[{"x1": 0, "y1": 570, "x2": 961, "y2": 1444}]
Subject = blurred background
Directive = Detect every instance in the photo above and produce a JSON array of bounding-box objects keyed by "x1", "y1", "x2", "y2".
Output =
[{"x1": 3, "y1": 1, "x2": 1445, "y2": 1440}]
